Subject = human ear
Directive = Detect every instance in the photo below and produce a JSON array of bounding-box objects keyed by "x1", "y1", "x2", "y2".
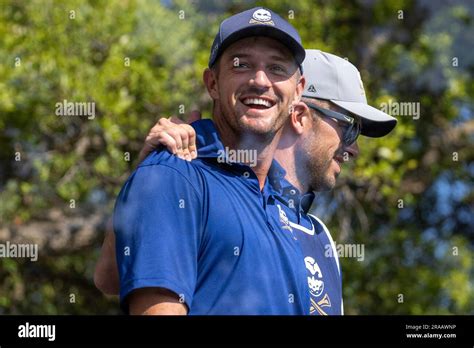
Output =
[
  {"x1": 289, "y1": 101, "x2": 311, "y2": 135},
  {"x1": 203, "y1": 68, "x2": 219, "y2": 100}
]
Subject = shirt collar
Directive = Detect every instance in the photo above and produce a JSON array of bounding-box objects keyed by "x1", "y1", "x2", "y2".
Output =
[
  {"x1": 266, "y1": 156, "x2": 315, "y2": 215},
  {"x1": 192, "y1": 119, "x2": 226, "y2": 159}
]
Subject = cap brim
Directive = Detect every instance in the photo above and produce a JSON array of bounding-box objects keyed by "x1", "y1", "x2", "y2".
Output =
[
  {"x1": 218, "y1": 26, "x2": 306, "y2": 66},
  {"x1": 331, "y1": 100, "x2": 397, "y2": 137}
]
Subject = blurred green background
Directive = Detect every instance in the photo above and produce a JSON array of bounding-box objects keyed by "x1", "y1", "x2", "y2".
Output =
[{"x1": 0, "y1": 0, "x2": 472, "y2": 314}]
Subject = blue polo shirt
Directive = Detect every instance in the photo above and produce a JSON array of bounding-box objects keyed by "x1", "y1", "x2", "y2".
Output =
[
  {"x1": 114, "y1": 119, "x2": 310, "y2": 314},
  {"x1": 266, "y1": 163, "x2": 343, "y2": 315}
]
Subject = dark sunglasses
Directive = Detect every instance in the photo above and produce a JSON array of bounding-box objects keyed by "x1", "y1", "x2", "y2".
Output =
[{"x1": 305, "y1": 102, "x2": 361, "y2": 146}]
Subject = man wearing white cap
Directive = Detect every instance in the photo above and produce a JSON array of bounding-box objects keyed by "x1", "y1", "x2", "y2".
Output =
[
  {"x1": 269, "y1": 49, "x2": 396, "y2": 314},
  {"x1": 280, "y1": 49, "x2": 396, "y2": 195}
]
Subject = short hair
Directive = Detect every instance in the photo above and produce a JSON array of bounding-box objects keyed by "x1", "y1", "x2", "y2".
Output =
[
  {"x1": 301, "y1": 97, "x2": 326, "y2": 123},
  {"x1": 210, "y1": 57, "x2": 221, "y2": 78}
]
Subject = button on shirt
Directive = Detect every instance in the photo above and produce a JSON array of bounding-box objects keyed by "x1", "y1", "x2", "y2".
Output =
[{"x1": 114, "y1": 119, "x2": 309, "y2": 315}]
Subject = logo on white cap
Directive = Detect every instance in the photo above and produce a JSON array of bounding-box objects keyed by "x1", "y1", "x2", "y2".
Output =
[
  {"x1": 250, "y1": 9, "x2": 274, "y2": 25},
  {"x1": 307, "y1": 84, "x2": 316, "y2": 93}
]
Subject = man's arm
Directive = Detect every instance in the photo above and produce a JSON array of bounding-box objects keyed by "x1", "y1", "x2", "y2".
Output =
[
  {"x1": 94, "y1": 113, "x2": 200, "y2": 296},
  {"x1": 114, "y1": 161, "x2": 203, "y2": 314},
  {"x1": 94, "y1": 218, "x2": 119, "y2": 295},
  {"x1": 94, "y1": 224, "x2": 191, "y2": 314},
  {"x1": 128, "y1": 288, "x2": 187, "y2": 315}
]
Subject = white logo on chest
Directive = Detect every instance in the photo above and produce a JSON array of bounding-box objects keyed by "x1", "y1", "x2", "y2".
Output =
[
  {"x1": 277, "y1": 204, "x2": 292, "y2": 232},
  {"x1": 305, "y1": 256, "x2": 324, "y2": 297}
]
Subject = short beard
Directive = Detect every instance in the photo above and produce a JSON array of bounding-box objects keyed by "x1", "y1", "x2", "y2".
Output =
[
  {"x1": 309, "y1": 155, "x2": 336, "y2": 192},
  {"x1": 237, "y1": 108, "x2": 289, "y2": 139},
  {"x1": 296, "y1": 135, "x2": 337, "y2": 193}
]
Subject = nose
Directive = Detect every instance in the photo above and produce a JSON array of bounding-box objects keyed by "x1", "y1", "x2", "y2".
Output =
[
  {"x1": 251, "y1": 69, "x2": 272, "y2": 88},
  {"x1": 344, "y1": 141, "x2": 359, "y2": 160}
]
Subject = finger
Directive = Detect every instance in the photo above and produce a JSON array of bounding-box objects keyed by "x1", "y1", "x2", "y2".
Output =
[
  {"x1": 165, "y1": 128, "x2": 184, "y2": 158},
  {"x1": 179, "y1": 125, "x2": 191, "y2": 160},
  {"x1": 150, "y1": 123, "x2": 164, "y2": 134},
  {"x1": 188, "y1": 110, "x2": 202, "y2": 123},
  {"x1": 181, "y1": 124, "x2": 197, "y2": 159},
  {"x1": 146, "y1": 132, "x2": 170, "y2": 150},
  {"x1": 152, "y1": 118, "x2": 173, "y2": 138},
  {"x1": 156, "y1": 132, "x2": 180, "y2": 156},
  {"x1": 169, "y1": 115, "x2": 185, "y2": 124},
  {"x1": 158, "y1": 117, "x2": 173, "y2": 126}
]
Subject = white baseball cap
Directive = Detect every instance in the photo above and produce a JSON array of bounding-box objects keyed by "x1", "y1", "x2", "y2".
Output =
[{"x1": 302, "y1": 49, "x2": 397, "y2": 137}]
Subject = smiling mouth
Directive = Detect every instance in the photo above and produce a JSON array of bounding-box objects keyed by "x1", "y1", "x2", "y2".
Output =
[{"x1": 241, "y1": 97, "x2": 276, "y2": 110}]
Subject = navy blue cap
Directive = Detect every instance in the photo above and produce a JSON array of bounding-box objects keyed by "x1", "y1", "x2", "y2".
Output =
[{"x1": 208, "y1": 7, "x2": 306, "y2": 69}]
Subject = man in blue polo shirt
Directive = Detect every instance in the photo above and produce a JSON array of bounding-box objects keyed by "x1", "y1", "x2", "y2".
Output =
[
  {"x1": 117, "y1": 119, "x2": 315, "y2": 314},
  {"x1": 114, "y1": 7, "x2": 309, "y2": 314}
]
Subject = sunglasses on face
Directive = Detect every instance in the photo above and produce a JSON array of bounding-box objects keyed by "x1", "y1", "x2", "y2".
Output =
[{"x1": 305, "y1": 102, "x2": 361, "y2": 146}]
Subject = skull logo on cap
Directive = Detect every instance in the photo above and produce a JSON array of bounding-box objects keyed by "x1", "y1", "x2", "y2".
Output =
[{"x1": 252, "y1": 9, "x2": 271, "y2": 22}]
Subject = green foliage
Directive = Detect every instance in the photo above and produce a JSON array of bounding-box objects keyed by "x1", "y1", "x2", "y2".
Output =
[{"x1": 0, "y1": 0, "x2": 472, "y2": 314}]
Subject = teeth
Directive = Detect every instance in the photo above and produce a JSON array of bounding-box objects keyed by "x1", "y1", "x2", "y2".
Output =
[{"x1": 243, "y1": 98, "x2": 272, "y2": 108}]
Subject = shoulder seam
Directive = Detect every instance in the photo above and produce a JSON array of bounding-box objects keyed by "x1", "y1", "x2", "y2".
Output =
[{"x1": 136, "y1": 162, "x2": 202, "y2": 198}]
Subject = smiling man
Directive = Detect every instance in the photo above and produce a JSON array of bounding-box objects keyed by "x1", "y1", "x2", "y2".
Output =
[{"x1": 113, "y1": 7, "x2": 309, "y2": 315}]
